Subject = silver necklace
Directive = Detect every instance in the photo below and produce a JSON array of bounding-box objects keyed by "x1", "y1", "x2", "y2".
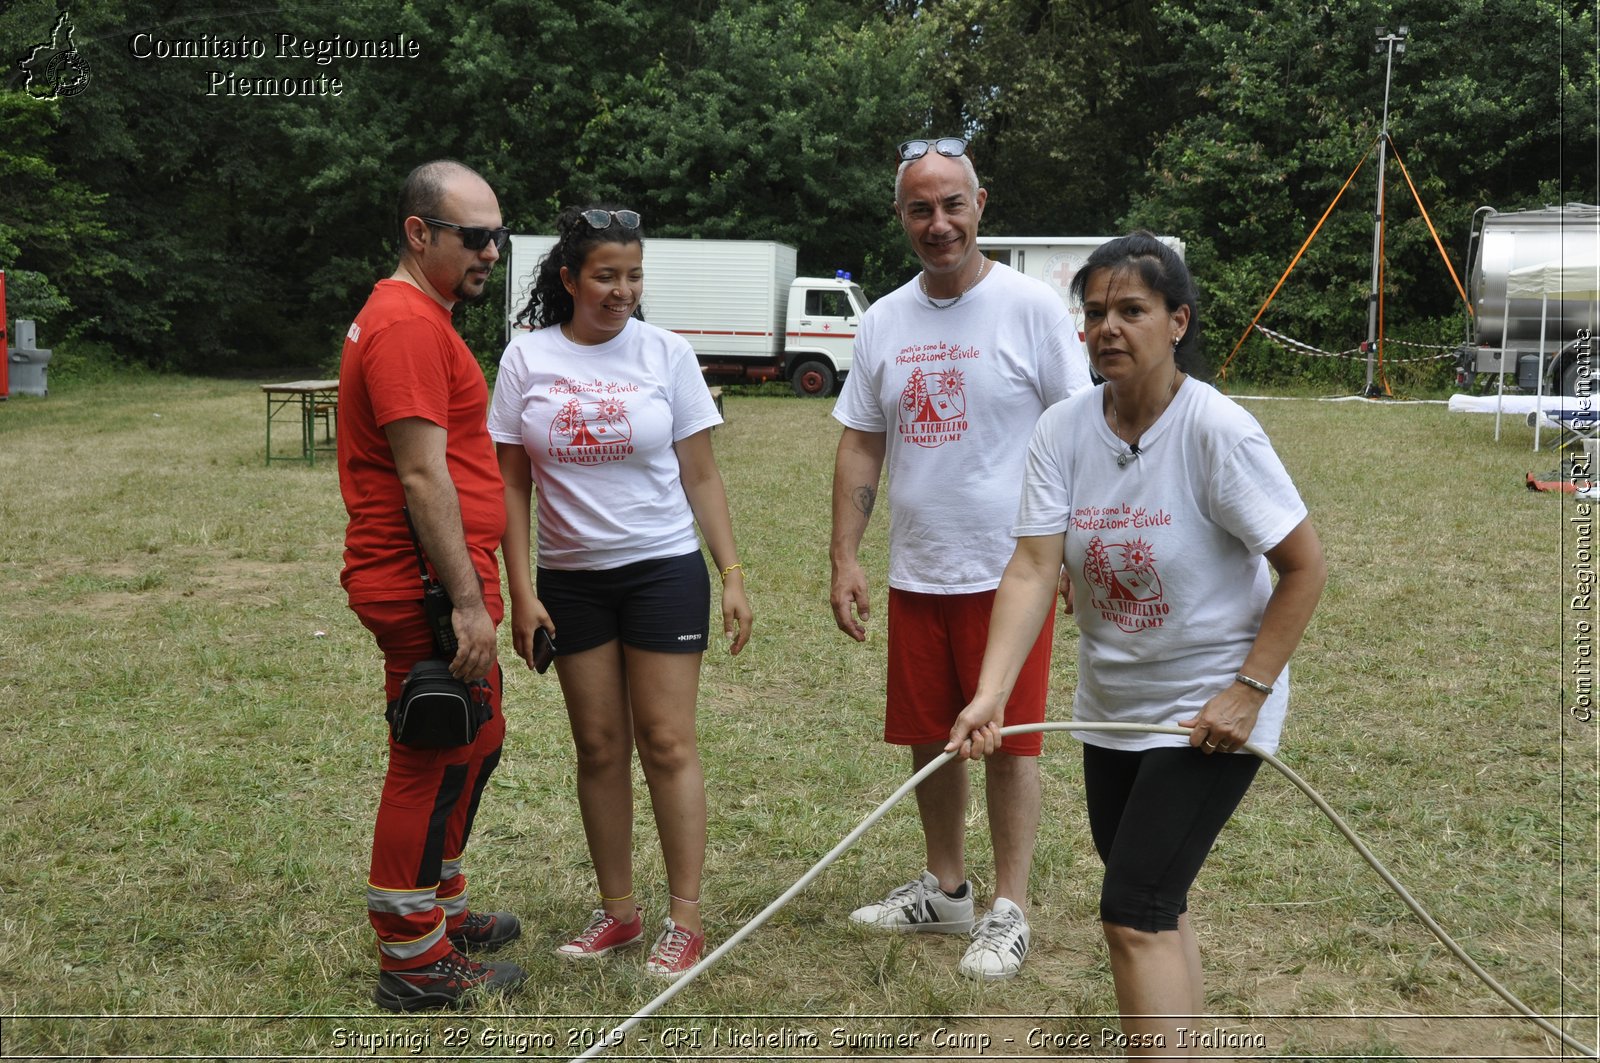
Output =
[
  {"x1": 920, "y1": 258, "x2": 988, "y2": 309},
  {"x1": 1110, "y1": 367, "x2": 1180, "y2": 468}
]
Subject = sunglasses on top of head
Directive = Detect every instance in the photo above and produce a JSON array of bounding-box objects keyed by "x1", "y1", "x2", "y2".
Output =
[
  {"x1": 581, "y1": 209, "x2": 642, "y2": 230},
  {"x1": 897, "y1": 137, "x2": 969, "y2": 162},
  {"x1": 421, "y1": 217, "x2": 511, "y2": 253}
]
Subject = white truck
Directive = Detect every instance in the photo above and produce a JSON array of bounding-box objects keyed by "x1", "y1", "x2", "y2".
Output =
[{"x1": 505, "y1": 236, "x2": 869, "y2": 397}]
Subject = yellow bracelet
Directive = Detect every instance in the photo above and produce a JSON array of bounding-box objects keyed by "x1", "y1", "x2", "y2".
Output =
[{"x1": 720, "y1": 562, "x2": 744, "y2": 581}]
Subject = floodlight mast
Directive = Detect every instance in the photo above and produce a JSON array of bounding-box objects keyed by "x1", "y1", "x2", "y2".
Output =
[{"x1": 1364, "y1": 25, "x2": 1408, "y2": 396}]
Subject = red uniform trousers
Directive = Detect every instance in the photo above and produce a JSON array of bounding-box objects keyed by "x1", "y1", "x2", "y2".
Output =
[{"x1": 353, "y1": 594, "x2": 505, "y2": 971}]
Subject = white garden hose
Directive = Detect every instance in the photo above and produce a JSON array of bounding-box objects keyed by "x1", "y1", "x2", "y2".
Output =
[{"x1": 570, "y1": 722, "x2": 1597, "y2": 1060}]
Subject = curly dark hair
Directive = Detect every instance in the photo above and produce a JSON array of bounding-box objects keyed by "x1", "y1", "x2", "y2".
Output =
[
  {"x1": 514, "y1": 205, "x2": 644, "y2": 330},
  {"x1": 1069, "y1": 231, "x2": 1209, "y2": 379}
]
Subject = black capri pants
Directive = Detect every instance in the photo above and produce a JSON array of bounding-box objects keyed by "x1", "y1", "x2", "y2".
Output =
[{"x1": 1083, "y1": 742, "x2": 1261, "y2": 933}]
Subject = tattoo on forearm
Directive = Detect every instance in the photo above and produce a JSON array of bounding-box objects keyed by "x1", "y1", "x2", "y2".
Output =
[{"x1": 854, "y1": 485, "x2": 876, "y2": 518}]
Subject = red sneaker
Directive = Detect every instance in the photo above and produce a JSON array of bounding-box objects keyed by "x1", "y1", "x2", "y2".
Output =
[
  {"x1": 644, "y1": 918, "x2": 705, "y2": 978},
  {"x1": 555, "y1": 907, "x2": 644, "y2": 959}
]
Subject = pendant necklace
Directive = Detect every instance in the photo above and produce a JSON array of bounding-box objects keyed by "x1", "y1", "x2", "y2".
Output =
[{"x1": 1110, "y1": 366, "x2": 1180, "y2": 468}]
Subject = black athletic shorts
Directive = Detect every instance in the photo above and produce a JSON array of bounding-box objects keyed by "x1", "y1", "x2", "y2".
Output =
[
  {"x1": 1083, "y1": 742, "x2": 1261, "y2": 932},
  {"x1": 536, "y1": 551, "x2": 711, "y2": 656}
]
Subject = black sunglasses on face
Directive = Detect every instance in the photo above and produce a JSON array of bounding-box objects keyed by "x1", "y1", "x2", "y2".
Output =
[
  {"x1": 421, "y1": 217, "x2": 511, "y2": 252},
  {"x1": 897, "y1": 137, "x2": 969, "y2": 162}
]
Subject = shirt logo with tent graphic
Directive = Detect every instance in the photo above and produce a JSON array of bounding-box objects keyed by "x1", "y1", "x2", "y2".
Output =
[
  {"x1": 1083, "y1": 535, "x2": 1169, "y2": 633},
  {"x1": 897, "y1": 367, "x2": 968, "y2": 448},
  {"x1": 548, "y1": 397, "x2": 635, "y2": 465}
]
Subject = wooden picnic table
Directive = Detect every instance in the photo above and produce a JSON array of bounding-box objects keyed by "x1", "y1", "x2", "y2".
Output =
[{"x1": 262, "y1": 379, "x2": 339, "y2": 466}]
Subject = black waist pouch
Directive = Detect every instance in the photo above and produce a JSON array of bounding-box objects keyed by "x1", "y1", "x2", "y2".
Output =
[{"x1": 386, "y1": 660, "x2": 492, "y2": 748}]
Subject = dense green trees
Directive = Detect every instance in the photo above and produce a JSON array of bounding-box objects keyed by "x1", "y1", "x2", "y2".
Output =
[
  {"x1": 0, "y1": 92, "x2": 113, "y2": 327},
  {"x1": 1, "y1": 0, "x2": 1593, "y2": 388},
  {"x1": 908, "y1": 0, "x2": 1176, "y2": 236},
  {"x1": 1123, "y1": 0, "x2": 1597, "y2": 384}
]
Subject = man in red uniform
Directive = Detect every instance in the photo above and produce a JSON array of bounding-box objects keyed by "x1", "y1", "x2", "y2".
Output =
[{"x1": 337, "y1": 159, "x2": 525, "y2": 1011}]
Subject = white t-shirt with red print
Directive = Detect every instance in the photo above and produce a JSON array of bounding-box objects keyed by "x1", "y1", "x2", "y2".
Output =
[
  {"x1": 1014, "y1": 379, "x2": 1308, "y2": 753},
  {"x1": 833, "y1": 262, "x2": 1091, "y2": 594},
  {"x1": 488, "y1": 318, "x2": 723, "y2": 570}
]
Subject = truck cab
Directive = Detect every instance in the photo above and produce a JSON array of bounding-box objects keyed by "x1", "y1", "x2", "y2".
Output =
[
  {"x1": 785, "y1": 275, "x2": 869, "y2": 397},
  {"x1": 506, "y1": 235, "x2": 871, "y2": 397}
]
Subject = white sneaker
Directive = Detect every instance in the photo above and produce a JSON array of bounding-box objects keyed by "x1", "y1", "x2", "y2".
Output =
[
  {"x1": 958, "y1": 897, "x2": 1031, "y2": 980},
  {"x1": 849, "y1": 870, "x2": 974, "y2": 933}
]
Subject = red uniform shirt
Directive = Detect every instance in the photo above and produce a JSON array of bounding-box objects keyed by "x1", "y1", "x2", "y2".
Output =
[{"x1": 337, "y1": 280, "x2": 505, "y2": 605}]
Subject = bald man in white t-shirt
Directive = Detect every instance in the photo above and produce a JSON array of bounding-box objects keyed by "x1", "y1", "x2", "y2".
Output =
[{"x1": 829, "y1": 138, "x2": 1090, "y2": 980}]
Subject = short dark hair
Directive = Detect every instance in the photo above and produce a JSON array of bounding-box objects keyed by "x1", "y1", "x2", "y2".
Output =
[
  {"x1": 396, "y1": 159, "x2": 484, "y2": 251},
  {"x1": 515, "y1": 204, "x2": 644, "y2": 330},
  {"x1": 1070, "y1": 231, "x2": 1207, "y2": 377}
]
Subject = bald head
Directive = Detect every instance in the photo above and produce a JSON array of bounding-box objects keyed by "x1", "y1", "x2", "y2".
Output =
[
  {"x1": 895, "y1": 151, "x2": 980, "y2": 208},
  {"x1": 396, "y1": 159, "x2": 490, "y2": 251},
  {"x1": 392, "y1": 160, "x2": 502, "y2": 309}
]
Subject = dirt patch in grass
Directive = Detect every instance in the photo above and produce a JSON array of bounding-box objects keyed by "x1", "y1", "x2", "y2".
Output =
[{"x1": 41, "y1": 554, "x2": 325, "y2": 613}]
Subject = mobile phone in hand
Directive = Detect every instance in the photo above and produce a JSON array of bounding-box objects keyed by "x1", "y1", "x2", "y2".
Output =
[{"x1": 532, "y1": 627, "x2": 556, "y2": 674}]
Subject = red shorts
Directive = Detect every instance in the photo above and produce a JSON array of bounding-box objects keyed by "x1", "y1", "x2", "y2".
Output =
[{"x1": 885, "y1": 588, "x2": 1055, "y2": 756}]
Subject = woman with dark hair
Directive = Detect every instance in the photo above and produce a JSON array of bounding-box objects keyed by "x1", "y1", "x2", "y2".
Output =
[
  {"x1": 488, "y1": 205, "x2": 752, "y2": 978},
  {"x1": 946, "y1": 232, "x2": 1325, "y2": 1055}
]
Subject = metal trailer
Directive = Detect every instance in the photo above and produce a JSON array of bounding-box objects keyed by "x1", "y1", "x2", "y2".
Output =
[{"x1": 1457, "y1": 203, "x2": 1600, "y2": 395}]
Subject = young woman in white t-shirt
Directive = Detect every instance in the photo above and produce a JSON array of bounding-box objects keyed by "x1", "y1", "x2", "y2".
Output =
[
  {"x1": 945, "y1": 233, "x2": 1326, "y2": 1057},
  {"x1": 489, "y1": 206, "x2": 752, "y2": 979}
]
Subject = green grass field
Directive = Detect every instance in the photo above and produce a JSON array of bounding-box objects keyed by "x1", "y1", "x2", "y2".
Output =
[{"x1": 0, "y1": 375, "x2": 1594, "y2": 1060}]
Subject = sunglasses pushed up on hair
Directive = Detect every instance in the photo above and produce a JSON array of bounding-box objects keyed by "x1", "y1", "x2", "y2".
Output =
[
  {"x1": 581, "y1": 209, "x2": 642, "y2": 230},
  {"x1": 896, "y1": 137, "x2": 969, "y2": 163},
  {"x1": 421, "y1": 217, "x2": 511, "y2": 253}
]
